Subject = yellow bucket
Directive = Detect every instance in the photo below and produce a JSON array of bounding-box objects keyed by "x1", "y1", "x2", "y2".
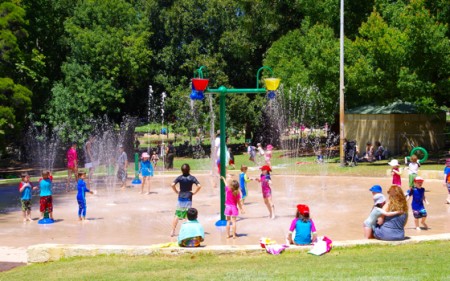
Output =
[{"x1": 265, "y1": 78, "x2": 281, "y2": 91}]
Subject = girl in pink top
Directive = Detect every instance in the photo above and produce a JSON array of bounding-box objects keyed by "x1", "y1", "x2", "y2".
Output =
[
  {"x1": 66, "y1": 142, "x2": 78, "y2": 192},
  {"x1": 221, "y1": 176, "x2": 245, "y2": 239},
  {"x1": 388, "y1": 159, "x2": 402, "y2": 187},
  {"x1": 256, "y1": 165, "x2": 275, "y2": 219}
]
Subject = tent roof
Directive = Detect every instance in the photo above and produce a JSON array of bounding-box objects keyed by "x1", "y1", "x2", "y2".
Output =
[{"x1": 346, "y1": 101, "x2": 418, "y2": 114}]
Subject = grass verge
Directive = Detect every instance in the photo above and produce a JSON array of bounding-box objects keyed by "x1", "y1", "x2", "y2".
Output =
[{"x1": 1, "y1": 241, "x2": 449, "y2": 280}]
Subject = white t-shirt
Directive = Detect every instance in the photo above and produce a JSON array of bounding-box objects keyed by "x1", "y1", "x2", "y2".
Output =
[
  {"x1": 257, "y1": 147, "x2": 265, "y2": 156},
  {"x1": 214, "y1": 136, "x2": 220, "y2": 149},
  {"x1": 408, "y1": 162, "x2": 419, "y2": 174}
]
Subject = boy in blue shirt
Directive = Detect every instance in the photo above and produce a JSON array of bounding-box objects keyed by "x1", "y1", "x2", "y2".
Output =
[
  {"x1": 38, "y1": 170, "x2": 54, "y2": 221},
  {"x1": 406, "y1": 177, "x2": 429, "y2": 230},
  {"x1": 77, "y1": 171, "x2": 94, "y2": 221},
  {"x1": 19, "y1": 172, "x2": 37, "y2": 222}
]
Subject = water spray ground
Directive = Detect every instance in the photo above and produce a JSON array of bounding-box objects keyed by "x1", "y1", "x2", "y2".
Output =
[{"x1": 0, "y1": 171, "x2": 449, "y2": 248}]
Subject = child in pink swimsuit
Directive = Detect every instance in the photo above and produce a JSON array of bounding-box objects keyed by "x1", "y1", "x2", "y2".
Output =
[
  {"x1": 221, "y1": 176, "x2": 245, "y2": 239},
  {"x1": 256, "y1": 165, "x2": 275, "y2": 219},
  {"x1": 66, "y1": 142, "x2": 78, "y2": 191}
]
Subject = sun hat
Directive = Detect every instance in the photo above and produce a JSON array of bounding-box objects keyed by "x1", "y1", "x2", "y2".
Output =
[
  {"x1": 266, "y1": 144, "x2": 273, "y2": 150},
  {"x1": 388, "y1": 159, "x2": 399, "y2": 166},
  {"x1": 373, "y1": 193, "x2": 386, "y2": 205},
  {"x1": 414, "y1": 176, "x2": 424, "y2": 182},
  {"x1": 297, "y1": 204, "x2": 310, "y2": 216},
  {"x1": 369, "y1": 185, "x2": 382, "y2": 193},
  {"x1": 260, "y1": 165, "x2": 272, "y2": 172},
  {"x1": 141, "y1": 152, "x2": 150, "y2": 158}
]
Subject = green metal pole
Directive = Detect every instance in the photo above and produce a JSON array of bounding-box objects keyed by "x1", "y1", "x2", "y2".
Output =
[
  {"x1": 219, "y1": 89, "x2": 227, "y2": 223},
  {"x1": 198, "y1": 66, "x2": 277, "y2": 226},
  {"x1": 207, "y1": 86, "x2": 267, "y2": 226},
  {"x1": 131, "y1": 152, "x2": 142, "y2": 185}
]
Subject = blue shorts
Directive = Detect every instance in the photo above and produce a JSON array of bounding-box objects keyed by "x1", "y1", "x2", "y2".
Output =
[{"x1": 413, "y1": 209, "x2": 427, "y2": 219}]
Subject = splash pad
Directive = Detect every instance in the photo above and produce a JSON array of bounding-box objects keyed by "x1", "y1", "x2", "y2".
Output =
[{"x1": 0, "y1": 171, "x2": 448, "y2": 248}]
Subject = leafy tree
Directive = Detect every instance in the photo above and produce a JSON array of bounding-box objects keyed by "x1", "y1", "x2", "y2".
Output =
[
  {"x1": 47, "y1": 0, "x2": 153, "y2": 140},
  {"x1": 0, "y1": 2, "x2": 33, "y2": 152},
  {"x1": 19, "y1": 0, "x2": 78, "y2": 114},
  {"x1": 347, "y1": 1, "x2": 450, "y2": 110},
  {"x1": 263, "y1": 20, "x2": 340, "y2": 125},
  {"x1": 0, "y1": 78, "x2": 32, "y2": 150},
  {"x1": 0, "y1": 2, "x2": 28, "y2": 75}
]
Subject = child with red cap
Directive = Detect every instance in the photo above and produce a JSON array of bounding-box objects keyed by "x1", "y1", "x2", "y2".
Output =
[
  {"x1": 256, "y1": 165, "x2": 275, "y2": 219},
  {"x1": 406, "y1": 176, "x2": 429, "y2": 230},
  {"x1": 287, "y1": 204, "x2": 317, "y2": 245}
]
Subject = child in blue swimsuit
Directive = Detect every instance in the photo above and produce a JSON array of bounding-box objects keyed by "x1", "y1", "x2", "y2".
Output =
[{"x1": 139, "y1": 152, "x2": 154, "y2": 194}]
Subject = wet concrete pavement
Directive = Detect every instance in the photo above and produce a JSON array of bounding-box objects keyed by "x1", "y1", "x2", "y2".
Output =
[{"x1": 0, "y1": 170, "x2": 449, "y2": 261}]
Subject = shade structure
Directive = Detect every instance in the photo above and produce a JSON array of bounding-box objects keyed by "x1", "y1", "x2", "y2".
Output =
[
  {"x1": 264, "y1": 78, "x2": 281, "y2": 91},
  {"x1": 192, "y1": 78, "x2": 209, "y2": 91}
]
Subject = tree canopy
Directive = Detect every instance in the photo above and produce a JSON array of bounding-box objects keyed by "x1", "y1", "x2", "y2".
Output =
[{"x1": 0, "y1": 0, "x2": 448, "y2": 152}]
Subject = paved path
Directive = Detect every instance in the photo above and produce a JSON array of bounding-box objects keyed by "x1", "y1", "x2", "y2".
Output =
[{"x1": 1, "y1": 173, "x2": 449, "y2": 268}]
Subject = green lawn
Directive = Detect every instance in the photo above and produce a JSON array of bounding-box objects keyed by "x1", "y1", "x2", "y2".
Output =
[{"x1": 1, "y1": 241, "x2": 449, "y2": 280}]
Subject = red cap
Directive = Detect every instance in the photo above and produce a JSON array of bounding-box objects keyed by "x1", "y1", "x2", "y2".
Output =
[
  {"x1": 414, "y1": 176, "x2": 424, "y2": 182},
  {"x1": 260, "y1": 165, "x2": 272, "y2": 172},
  {"x1": 297, "y1": 204, "x2": 310, "y2": 216}
]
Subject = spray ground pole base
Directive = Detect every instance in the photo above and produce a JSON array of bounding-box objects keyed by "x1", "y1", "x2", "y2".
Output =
[
  {"x1": 215, "y1": 220, "x2": 227, "y2": 227},
  {"x1": 38, "y1": 218, "x2": 54, "y2": 224},
  {"x1": 38, "y1": 211, "x2": 54, "y2": 224},
  {"x1": 131, "y1": 178, "x2": 142, "y2": 185}
]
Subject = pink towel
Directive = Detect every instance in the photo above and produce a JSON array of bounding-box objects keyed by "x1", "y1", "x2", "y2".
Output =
[{"x1": 265, "y1": 244, "x2": 289, "y2": 255}]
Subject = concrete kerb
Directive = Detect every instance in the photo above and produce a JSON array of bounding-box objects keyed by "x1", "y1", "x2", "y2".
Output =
[{"x1": 27, "y1": 233, "x2": 450, "y2": 263}]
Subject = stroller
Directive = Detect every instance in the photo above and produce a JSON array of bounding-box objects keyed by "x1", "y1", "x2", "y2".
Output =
[{"x1": 344, "y1": 140, "x2": 358, "y2": 166}]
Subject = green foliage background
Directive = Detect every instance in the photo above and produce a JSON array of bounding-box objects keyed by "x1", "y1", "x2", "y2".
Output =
[{"x1": 0, "y1": 0, "x2": 448, "y2": 152}]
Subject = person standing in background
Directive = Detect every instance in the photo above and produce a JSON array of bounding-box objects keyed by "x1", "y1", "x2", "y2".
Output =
[{"x1": 66, "y1": 142, "x2": 78, "y2": 192}]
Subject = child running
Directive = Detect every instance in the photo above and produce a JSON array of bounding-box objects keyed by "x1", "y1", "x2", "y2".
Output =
[
  {"x1": 256, "y1": 165, "x2": 275, "y2": 219},
  {"x1": 239, "y1": 165, "x2": 253, "y2": 204},
  {"x1": 76, "y1": 171, "x2": 94, "y2": 221},
  {"x1": 18, "y1": 172, "x2": 37, "y2": 222},
  {"x1": 38, "y1": 170, "x2": 54, "y2": 221},
  {"x1": 388, "y1": 159, "x2": 402, "y2": 187},
  {"x1": 221, "y1": 176, "x2": 245, "y2": 239},
  {"x1": 170, "y1": 164, "x2": 202, "y2": 237},
  {"x1": 139, "y1": 152, "x2": 154, "y2": 194},
  {"x1": 406, "y1": 177, "x2": 429, "y2": 230},
  {"x1": 287, "y1": 204, "x2": 317, "y2": 245}
]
